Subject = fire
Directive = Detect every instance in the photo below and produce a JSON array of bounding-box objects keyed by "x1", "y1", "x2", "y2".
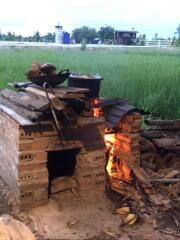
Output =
[
  {"x1": 104, "y1": 132, "x2": 132, "y2": 182},
  {"x1": 104, "y1": 133, "x2": 116, "y2": 177},
  {"x1": 92, "y1": 99, "x2": 134, "y2": 182},
  {"x1": 92, "y1": 99, "x2": 101, "y2": 117},
  {"x1": 104, "y1": 133, "x2": 116, "y2": 144}
]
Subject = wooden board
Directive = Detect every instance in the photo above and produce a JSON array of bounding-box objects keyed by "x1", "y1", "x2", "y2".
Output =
[
  {"x1": 25, "y1": 87, "x2": 66, "y2": 110},
  {"x1": 0, "y1": 89, "x2": 49, "y2": 111},
  {"x1": 53, "y1": 92, "x2": 85, "y2": 99},
  {"x1": 52, "y1": 86, "x2": 89, "y2": 94},
  {"x1": 0, "y1": 103, "x2": 34, "y2": 126},
  {"x1": 28, "y1": 85, "x2": 89, "y2": 99}
]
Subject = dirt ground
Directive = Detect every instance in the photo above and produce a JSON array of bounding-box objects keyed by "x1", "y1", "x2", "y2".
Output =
[{"x1": 0, "y1": 177, "x2": 179, "y2": 240}]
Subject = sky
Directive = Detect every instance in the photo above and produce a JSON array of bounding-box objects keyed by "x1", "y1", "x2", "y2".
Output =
[{"x1": 0, "y1": 0, "x2": 180, "y2": 39}]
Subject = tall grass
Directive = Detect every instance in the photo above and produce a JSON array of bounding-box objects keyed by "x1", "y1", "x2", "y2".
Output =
[{"x1": 0, "y1": 47, "x2": 179, "y2": 119}]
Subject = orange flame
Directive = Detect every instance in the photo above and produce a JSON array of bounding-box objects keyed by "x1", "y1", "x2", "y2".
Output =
[
  {"x1": 92, "y1": 99, "x2": 101, "y2": 117},
  {"x1": 104, "y1": 132, "x2": 132, "y2": 181},
  {"x1": 104, "y1": 134, "x2": 116, "y2": 176}
]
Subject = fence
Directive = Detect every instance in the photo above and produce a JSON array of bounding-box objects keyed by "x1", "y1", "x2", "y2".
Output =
[
  {"x1": 144, "y1": 40, "x2": 173, "y2": 47},
  {"x1": 0, "y1": 40, "x2": 173, "y2": 48}
]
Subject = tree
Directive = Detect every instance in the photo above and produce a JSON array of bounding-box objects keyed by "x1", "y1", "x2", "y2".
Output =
[
  {"x1": 33, "y1": 31, "x2": 41, "y2": 42},
  {"x1": 43, "y1": 32, "x2": 55, "y2": 42},
  {"x1": 138, "y1": 34, "x2": 146, "y2": 45},
  {"x1": 153, "y1": 33, "x2": 158, "y2": 40},
  {"x1": 6, "y1": 32, "x2": 15, "y2": 41},
  {"x1": 72, "y1": 26, "x2": 98, "y2": 43},
  {"x1": 98, "y1": 25, "x2": 115, "y2": 43},
  {"x1": 176, "y1": 24, "x2": 180, "y2": 39}
]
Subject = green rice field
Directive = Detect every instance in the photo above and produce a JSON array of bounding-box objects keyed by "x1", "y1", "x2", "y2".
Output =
[{"x1": 0, "y1": 47, "x2": 180, "y2": 119}]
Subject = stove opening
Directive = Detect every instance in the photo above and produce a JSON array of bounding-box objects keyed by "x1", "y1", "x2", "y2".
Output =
[{"x1": 47, "y1": 148, "x2": 80, "y2": 193}]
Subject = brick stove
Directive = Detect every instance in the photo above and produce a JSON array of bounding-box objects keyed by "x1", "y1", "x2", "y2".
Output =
[{"x1": 0, "y1": 85, "x2": 143, "y2": 211}]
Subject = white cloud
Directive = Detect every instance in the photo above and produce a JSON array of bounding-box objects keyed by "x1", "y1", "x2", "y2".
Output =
[{"x1": 0, "y1": 0, "x2": 180, "y2": 38}]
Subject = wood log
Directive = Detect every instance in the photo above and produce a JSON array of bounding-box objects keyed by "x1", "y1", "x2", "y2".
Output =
[
  {"x1": 141, "y1": 130, "x2": 177, "y2": 139},
  {"x1": 141, "y1": 152, "x2": 157, "y2": 162},
  {"x1": 152, "y1": 138, "x2": 180, "y2": 152},
  {"x1": 140, "y1": 137, "x2": 157, "y2": 152},
  {"x1": 144, "y1": 119, "x2": 180, "y2": 130},
  {"x1": 133, "y1": 166, "x2": 150, "y2": 186},
  {"x1": 145, "y1": 119, "x2": 180, "y2": 127},
  {"x1": 150, "y1": 178, "x2": 180, "y2": 183},
  {"x1": 154, "y1": 126, "x2": 180, "y2": 130}
]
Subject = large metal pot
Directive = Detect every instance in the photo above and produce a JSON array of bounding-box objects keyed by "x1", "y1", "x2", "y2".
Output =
[{"x1": 68, "y1": 73, "x2": 103, "y2": 99}]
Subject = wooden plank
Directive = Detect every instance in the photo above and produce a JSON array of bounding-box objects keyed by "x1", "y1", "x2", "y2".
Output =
[
  {"x1": 25, "y1": 87, "x2": 56, "y2": 100},
  {"x1": 0, "y1": 89, "x2": 49, "y2": 111},
  {"x1": 28, "y1": 85, "x2": 89, "y2": 98},
  {"x1": 0, "y1": 103, "x2": 33, "y2": 126},
  {"x1": 53, "y1": 92, "x2": 85, "y2": 99},
  {"x1": 25, "y1": 87, "x2": 66, "y2": 110},
  {"x1": 52, "y1": 86, "x2": 89, "y2": 94},
  {"x1": 0, "y1": 96, "x2": 41, "y2": 122}
]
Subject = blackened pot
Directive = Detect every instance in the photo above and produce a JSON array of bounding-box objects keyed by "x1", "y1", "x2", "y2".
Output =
[{"x1": 68, "y1": 73, "x2": 103, "y2": 99}]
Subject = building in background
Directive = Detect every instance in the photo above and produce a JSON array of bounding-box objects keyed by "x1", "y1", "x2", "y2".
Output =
[
  {"x1": 55, "y1": 23, "x2": 70, "y2": 44},
  {"x1": 63, "y1": 32, "x2": 70, "y2": 44},
  {"x1": 114, "y1": 30, "x2": 138, "y2": 45},
  {"x1": 55, "y1": 24, "x2": 63, "y2": 44}
]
